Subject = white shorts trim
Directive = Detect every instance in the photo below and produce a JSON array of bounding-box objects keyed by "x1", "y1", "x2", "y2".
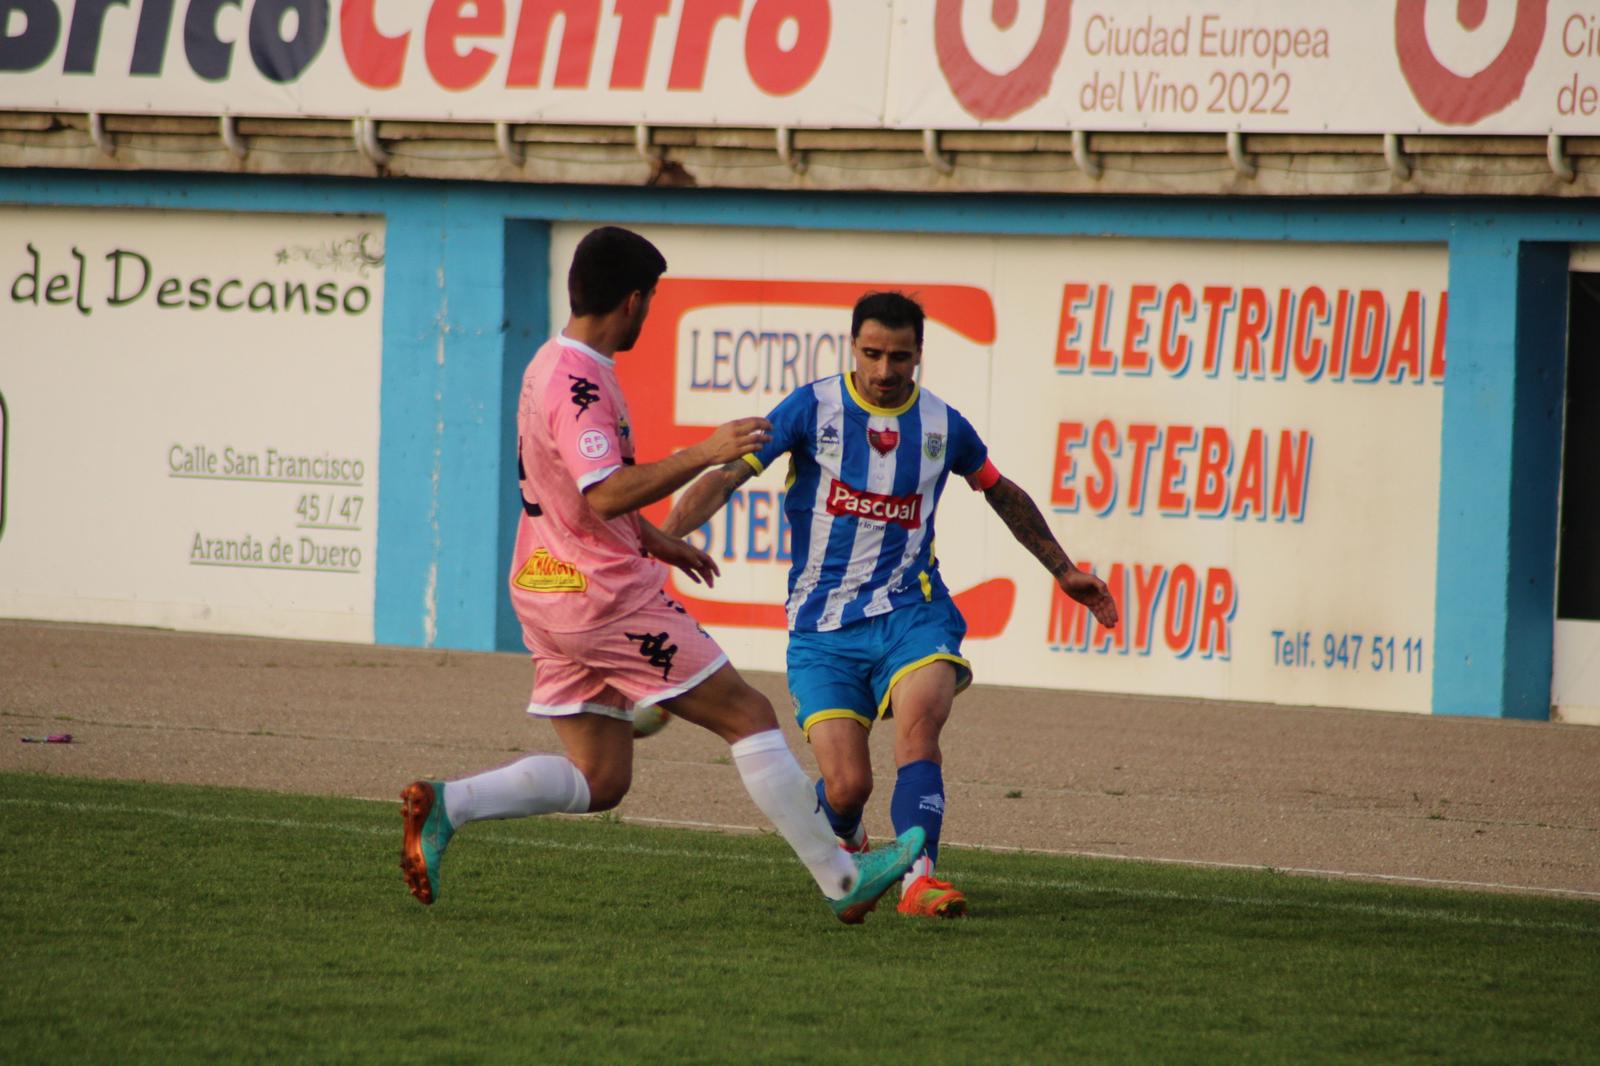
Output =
[
  {"x1": 635, "y1": 652, "x2": 729, "y2": 710},
  {"x1": 526, "y1": 699, "x2": 633, "y2": 723}
]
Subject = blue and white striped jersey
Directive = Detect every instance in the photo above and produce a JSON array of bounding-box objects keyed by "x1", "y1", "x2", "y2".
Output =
[{"x1": 742, "y1": 373, "x2": 988, "y2": 633}]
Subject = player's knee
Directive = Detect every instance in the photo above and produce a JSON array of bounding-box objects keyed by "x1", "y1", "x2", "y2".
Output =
[
  {"x1": 895, "y1": 732, "x2": 942, "y2": 766},
  {"x1": 579, "y1": 765, "x2": 632, "y2": 811},
  {"x1": 895, "y1": 713, "x2": 946, "y2": 764},
  {"x1": 727, "y1": 688, "x2": 780, "y2": 740},
  {"x1": 827, "y1": 768, "x2": 873, "y2": 812}
]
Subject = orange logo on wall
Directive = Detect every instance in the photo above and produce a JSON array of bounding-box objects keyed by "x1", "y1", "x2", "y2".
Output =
[
  {"x1": 618, "y1": 278, "x2": 1016, "y2": 638},
  {"x1": 935, "y1": 0, "x2": 1074, "y2": 120},
  {"x1": 1395, "y1": 0, "x2": 1547, "y2": 125}
]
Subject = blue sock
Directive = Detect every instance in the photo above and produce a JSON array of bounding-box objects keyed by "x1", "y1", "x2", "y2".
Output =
[
  {"x1": 815, "y1": 777, "x2": 862, "y2": 842},
  {"x1": 890, "y1": 759, "x2": 944, "y2": 866}
]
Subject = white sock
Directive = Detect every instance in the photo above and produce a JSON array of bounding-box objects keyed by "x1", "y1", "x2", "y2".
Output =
[
  {"x1": 730, "y1": 729, "x2": 858, "y2": 900},
  {"x1": 442, "y1": 755, "x2": 592, "y2": 827},
  {"x1": 902, "y1": 853, "x2": 934, "y2": 891}
]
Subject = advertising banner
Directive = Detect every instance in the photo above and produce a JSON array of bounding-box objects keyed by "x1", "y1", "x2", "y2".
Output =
[
  {"x1": 1, "y1": 0, "x2": 1594, "y2": 135},
  {"x1": 549, "y1": 223, "x2": 1446, "y2": 713},
  {"x1": 0, "y1": 0, "x2": 892, "y2": 127},
  {"x1": 0, "y1": 207, "x2": 384, "y2": 641},
  {"x1": 889, "y1": 0, "x2": 1597, "y2": 133}
]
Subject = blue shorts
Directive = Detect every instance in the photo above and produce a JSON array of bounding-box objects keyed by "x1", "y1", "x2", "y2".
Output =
[{"x1": 785, "y1": 597, "x2": 973, "y2": 737}]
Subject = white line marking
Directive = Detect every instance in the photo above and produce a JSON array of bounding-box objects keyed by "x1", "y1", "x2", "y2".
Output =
[
  {"x1": 940, "y1": 840, "x2": 1600, "y2": 901},
  {"x1": 625, "y1": 814, "x2": 770, "y2": 834},
  {"x1": 5, "y1": 796, "x2": 1597, "y2": 933},
  {"x1": 628, "y1": 813, "x2": 1600, "y2": 902}
]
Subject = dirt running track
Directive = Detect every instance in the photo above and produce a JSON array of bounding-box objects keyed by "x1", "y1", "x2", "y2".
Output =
[{"x1": 3, "y1": 619, "x2": 1598, "y2": 900}]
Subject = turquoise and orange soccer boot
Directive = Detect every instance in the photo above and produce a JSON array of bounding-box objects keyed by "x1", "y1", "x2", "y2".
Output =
[
  {"x1": 400, "y1": 780, "x2": 454, "y2": 905},
  {"x1": 897, "y1": 874, "x2": 968, "y2": 918},
  {"x1": 828, "y1": 826, "x2": 925, "y2": 924}
]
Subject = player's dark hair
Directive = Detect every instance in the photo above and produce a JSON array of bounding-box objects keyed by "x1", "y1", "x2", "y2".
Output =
[
  {"x1": 568, "y1": 226, "x2": 667, "y2": 317},
  {"x1": 851, "y1": 291, "x2": 925, "y2": 347}
]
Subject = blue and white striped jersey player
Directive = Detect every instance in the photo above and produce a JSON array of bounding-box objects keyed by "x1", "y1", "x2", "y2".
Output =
[{"x1": 667, "y1": 291, "x2": 1119, "y2": 917}]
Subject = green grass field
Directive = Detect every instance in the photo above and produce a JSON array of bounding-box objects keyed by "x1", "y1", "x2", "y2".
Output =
[{"x1": 3, "y1": 772, "x2": 1597, "y2": 1065}]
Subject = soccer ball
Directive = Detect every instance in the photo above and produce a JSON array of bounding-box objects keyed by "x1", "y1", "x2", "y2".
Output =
[{"x1": 632, "y1": 705, "x2": 671, "y2": 738}]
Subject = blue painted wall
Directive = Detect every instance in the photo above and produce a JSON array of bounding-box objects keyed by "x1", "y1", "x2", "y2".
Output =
[
  {"x1": 3, "y1": 170, "x2": 1597, "y2": 717},
  {"x1": 1433, "y1": 236, "x2": 1573, "y2": 719}
]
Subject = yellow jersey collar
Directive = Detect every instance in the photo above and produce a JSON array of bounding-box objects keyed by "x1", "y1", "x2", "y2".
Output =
[{"x1": 844, "y1": 371, "x2": 919, "y2": 417}]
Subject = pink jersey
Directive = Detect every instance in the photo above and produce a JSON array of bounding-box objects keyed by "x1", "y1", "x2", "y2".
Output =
[{"x1": 508, "y1": 335, "x2": 664, "y2": 633}]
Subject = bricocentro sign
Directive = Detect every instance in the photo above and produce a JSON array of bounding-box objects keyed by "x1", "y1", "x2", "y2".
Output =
[
  {"x1": 0, "y1": 0, "x2": 837, "y2": 99},
  {"x1": 0, "y1": 1, "x2": 1592, "y2": 135},
  {"x1": 0, "y1": 0, "x2": 329, "y2": 82}
]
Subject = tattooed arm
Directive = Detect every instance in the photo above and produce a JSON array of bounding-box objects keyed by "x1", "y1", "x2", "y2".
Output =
[
  {"x1": 662, "y1": 459, "x2": 757, "y2": 538},
  {"x1": 983, "y1": 475, "x2": 1119, "y2": 627},
  {"x1": 585, "y1": 418, "x2": 768, "y2": 521}
]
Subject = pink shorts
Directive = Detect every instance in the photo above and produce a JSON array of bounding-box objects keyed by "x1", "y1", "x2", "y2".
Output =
[{"x1": 519, "y1": 591, "x2": 729, "y2": 723}]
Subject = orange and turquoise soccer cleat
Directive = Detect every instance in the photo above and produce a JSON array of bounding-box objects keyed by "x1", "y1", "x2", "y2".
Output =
[
  {"x1": 897, "y1": 874, "x2": 968, "y2": 918},
  {"x1": 828, "y1": 826, "x2": 924, "y2": 924},
  {"x1": 400, "y1": 780, "x2": 454, "y2": 905}
]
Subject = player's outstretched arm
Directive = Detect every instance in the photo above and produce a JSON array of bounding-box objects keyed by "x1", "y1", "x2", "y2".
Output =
[
  {"x1": 584, "y1": 417, "x2": 770, "y2": 520},
  {"x1": 661, "y1": 460, "x2": 757, "y2": 538},
  {"x1": 984, "y1": 475, "x2": 1120, "y2": 628}
]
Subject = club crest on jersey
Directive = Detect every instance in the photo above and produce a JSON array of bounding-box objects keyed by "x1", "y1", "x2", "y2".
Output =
[
  {"x1": 867, "y1": 428, "x2": 899, "y2": 454},
  {"x1": 817, "y1": 424, "x2": 841, "y2": 455},
  {"x1": 924, "y1": 432, "x2": 945, "y2": 460},
  {"x1": 825, "y1": 479, "x2": 922, "y2": 528},
  {"x1": 513, "y1": 548, "x2": 588, "y2": 593}
]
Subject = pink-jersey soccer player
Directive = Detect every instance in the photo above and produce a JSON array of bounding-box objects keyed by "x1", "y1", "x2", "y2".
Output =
[{"x1": 400, "y1": 226, "x2": 924, "y2": 923}]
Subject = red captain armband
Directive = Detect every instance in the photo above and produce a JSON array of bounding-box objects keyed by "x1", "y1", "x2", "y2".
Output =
[{"x1": 965, "y1": 458, "x2": 1002, "y2": 492}]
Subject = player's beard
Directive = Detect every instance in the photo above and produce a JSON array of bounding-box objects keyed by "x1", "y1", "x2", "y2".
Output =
[
  {"x1": 616, "y1": 304, "x2": 649, "y2": 352},
  {"x1": 872, "y1": 377, "x2": 910, "y2": 406}
]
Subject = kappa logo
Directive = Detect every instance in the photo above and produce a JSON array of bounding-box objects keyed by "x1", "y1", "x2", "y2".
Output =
[
  {"x1": 868, "y1": 428, "x2": 900, "y2": 454},
  {"x1": 626, "y1": 630, "x2": 679, "y2": 681},
  {"x1": 924, "y1": 432, "x2": 946, "y2": 461},
  {"x1": 568, "y1": 375, "x2": 601, "y2": 417}
]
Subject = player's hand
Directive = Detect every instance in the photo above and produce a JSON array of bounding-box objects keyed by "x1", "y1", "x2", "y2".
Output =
[
  {"x1": 1061, "y1": 566, "x2": 1119, "y2": 628},
  {"x1": 649, "y1": 534, "x2": 721, "y2": 587},
  {"x1": 699, "y1": 417, "x2": 772, "y2": 465}
]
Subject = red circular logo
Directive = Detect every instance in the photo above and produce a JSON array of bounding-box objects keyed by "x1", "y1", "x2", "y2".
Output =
[
  {"x1": 1394, "y1": 0, "x2": 1547, "y2": 125},
  {"x1": 935, "y1": 0, "x2": 1073, "y2": 121}
]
